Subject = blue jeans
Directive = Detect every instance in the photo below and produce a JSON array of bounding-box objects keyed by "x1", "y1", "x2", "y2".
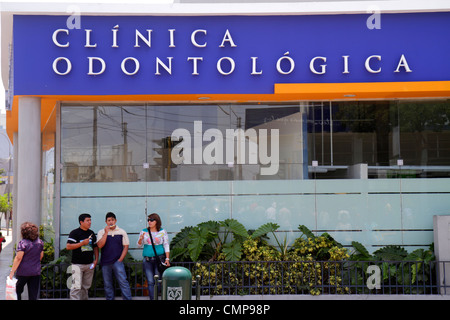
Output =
[
  {"x1": 101, "y1": 260, "x2": 132, "y2": 300},
  {"x1": 143, "y1": 257, "x2": 161, "y2": 300}
]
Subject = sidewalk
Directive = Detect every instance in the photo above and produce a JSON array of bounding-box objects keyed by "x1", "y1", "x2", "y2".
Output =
[{"x1": 0, "y1": 227, "x2": 13, "y2": 300}]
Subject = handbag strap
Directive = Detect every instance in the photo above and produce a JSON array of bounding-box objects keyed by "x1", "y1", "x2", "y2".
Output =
[{"x1": 147, "y1": 228, "x2": 159, "y2": 258}]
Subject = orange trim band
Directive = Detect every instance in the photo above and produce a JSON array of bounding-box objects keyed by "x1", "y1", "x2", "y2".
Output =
[
  {"x1": 7, "y1": 81, "x2": 450, "y2": 143},
  {"x1": 274, "y1": 81, "x2": 450, "y2": 99}
]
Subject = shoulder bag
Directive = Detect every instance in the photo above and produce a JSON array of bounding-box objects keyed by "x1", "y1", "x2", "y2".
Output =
[{"x1": 148, "y1": 228, "x2": 169, "y2": 274}]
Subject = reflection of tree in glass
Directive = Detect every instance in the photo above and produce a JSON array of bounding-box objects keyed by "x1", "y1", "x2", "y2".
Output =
[
  {"x1": 398, "y1": 101, "x2": 450, "y2": 166},
  {"x1": 334, "y1": 101, "x2": 450, "y2": 167},
  {"x1": 334, "y1": 101, "x2": 391, "y2": 166}
]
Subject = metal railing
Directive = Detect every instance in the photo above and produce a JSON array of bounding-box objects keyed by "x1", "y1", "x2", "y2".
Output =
[{"x1": 40, "y1": 260, "x2": 450, "y2": 299}]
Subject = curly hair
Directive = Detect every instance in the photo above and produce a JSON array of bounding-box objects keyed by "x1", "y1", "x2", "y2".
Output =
[
  {"x1": 20, "y1": 222, "x2": 39, "y2": 241},
  {"x1": 148, "y1": 213, "x2": 162, "y2": 231}
]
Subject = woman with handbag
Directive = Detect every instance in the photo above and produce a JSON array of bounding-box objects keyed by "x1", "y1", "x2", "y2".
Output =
[{"x1": 137, "y1": 213, "x2": 170, "y2": 299}]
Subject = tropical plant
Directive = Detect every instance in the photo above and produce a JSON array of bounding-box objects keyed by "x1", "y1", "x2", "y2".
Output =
[
  {"x1": 170, "y1": 219, "x2": 251, "y2": 262},
  {"x1": 190, "y1": 224, "x2": 351, "y2": 295},
  {"x1": 289, "y1": 225, "x2": 348, "y2": 261},
  {"x1": 347, "y1": 241, "x2": 436, "y2": 294},
  {"x1": 39, "y1": 225, "x2": 55, "y2": 264}
]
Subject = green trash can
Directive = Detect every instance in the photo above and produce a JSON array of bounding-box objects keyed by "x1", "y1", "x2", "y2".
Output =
[{"x1": 161, "y1": 267, "x2": 192, "y2": 300}]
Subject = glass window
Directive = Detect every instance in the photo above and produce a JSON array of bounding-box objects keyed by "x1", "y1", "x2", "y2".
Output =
[
  {"x1": 307, "y1": 100, "x2": 450, "y2": 179},
  {"x1": 61, "y1": 105, "x2": 147, "y2": 182},
  {"x1": 61, "y1": 100, "x2": 450, "y2": 182},
  {"x1": 61, "y1": 104, "x2": 305, "y2": 182},
  {"x1": 397, "y1": 101, "x2": 450, "y2": 177},
  {"x1": 42, "y1": 106, "x2": 57, "y2": 241}
]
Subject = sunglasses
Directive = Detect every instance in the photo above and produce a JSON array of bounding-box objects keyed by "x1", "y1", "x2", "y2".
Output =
[{"x1": 147, "y1": 218, "x2": 156, "y2": 222}]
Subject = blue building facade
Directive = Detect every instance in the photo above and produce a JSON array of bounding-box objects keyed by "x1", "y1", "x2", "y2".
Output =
[{"x1": 4, "y1": 4, "x2": 450, "y2": 257}]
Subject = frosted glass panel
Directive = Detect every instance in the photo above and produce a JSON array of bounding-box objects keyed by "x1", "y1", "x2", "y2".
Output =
[
  {"x1": 60, "y1": 197, "x2": 146, "y2": 235},
  {"x1": 60, "y1": 178, "x2": 449, "y2": 253}
]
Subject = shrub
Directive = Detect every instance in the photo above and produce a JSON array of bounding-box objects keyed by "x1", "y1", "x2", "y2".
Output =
[{"x1": 174, "y1": 221, "x2": 352, "y2": 295}]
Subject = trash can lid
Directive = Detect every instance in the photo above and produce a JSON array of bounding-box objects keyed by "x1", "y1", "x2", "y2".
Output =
[{"x1": 162, "y1": 266, "x2": 192, "y2": 280}]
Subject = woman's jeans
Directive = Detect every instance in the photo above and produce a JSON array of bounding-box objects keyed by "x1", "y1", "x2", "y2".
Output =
[
  {"x1": 143, "y1": 257, "x2": 161, "y2": 300},
  {"x1": 102, "y1": 260, "x2": 132, "y2": 300}
]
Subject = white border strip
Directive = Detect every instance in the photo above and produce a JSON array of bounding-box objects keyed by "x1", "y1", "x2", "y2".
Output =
[{"x1": 1, "y1": 0, "x2": 450, "y2": 16}]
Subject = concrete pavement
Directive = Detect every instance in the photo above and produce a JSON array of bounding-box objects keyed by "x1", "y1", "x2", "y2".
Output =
[{"x1": 0, "y1": 227, "x2": 13, "y2": 300}]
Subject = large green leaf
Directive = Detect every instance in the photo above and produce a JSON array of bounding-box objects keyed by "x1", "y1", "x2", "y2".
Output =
[
  {"x1": 405, "y1": 248, "x2": 435, "y2": 263},
  {"x1": 374, "y1": 245, "x2": 408, "y2": 261},
  {"x1": 411, "y1": 262, "x2": 421, "y2": 284},
  {"x1": 404, "y1": 249, "x2": 435, "y2": 284},
  {"x1": 187, "y1": 226, "x2": 217, "y2": 261},
  {"x1": 298, "y1": 225, "x2": 315, "y2": 239},
  {"x1": 351, "y1": 241, "x2": 371, "y2": 259},
  {"x1": 170, "y1": 247, "x2": 189, "y2": 261},
  {"x1": 170, "y1": 226, "x2": 193, "y2": 250},
  {"x1": 221, "y1": 219, "x2": 249, "y2": 239},
  {"x1": 222, "y1": 240, "x2": 242, "y2": 261},
  {"x1": 251, "y1": 222, "x2": 279, "y2": 239},
  {"x1": 381, "y1": 262, "x2": 397, "y2": 281},
  {"x1": 198, "y1": 220, "x2": 221, "y2": 233}
]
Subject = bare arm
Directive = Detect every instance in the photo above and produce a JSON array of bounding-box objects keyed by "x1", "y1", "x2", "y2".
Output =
[
  {"x1": 66, "y1": 237, "x2": 90, "y2": 250},
  {"x1": 96, "y1": 229, "x2": 108, "y2": 249},
  {"x1": 9, "y1": 251, "x2": 24, "y2": 279},
  {"x1": 118, "y1": 245, "x2": 129, "y2": 262},
  {"x1": 93, "y1": 246, "x2": 99, "y2": 267}
]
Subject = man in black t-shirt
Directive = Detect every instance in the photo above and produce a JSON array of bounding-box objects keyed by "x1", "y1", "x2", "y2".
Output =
[{"x1": 66, "y1": 213, "x2": 99, "y2": 300}]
